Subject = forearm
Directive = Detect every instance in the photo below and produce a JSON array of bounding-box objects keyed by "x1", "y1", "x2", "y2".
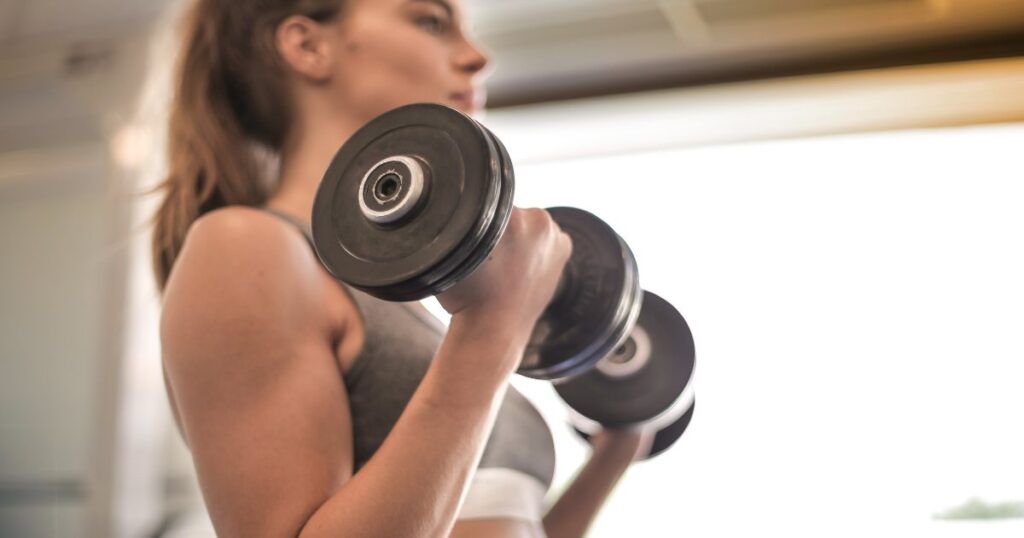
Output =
[
  {"x1": 299, "y1": 313, "x2": 528, "y2": 538},
  {"x1": 542, "y1": 439, "x2": 638, "y2": 538}
]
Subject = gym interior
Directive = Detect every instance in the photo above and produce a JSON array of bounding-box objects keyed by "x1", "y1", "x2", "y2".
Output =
[{"x1": 2, "y1": 0, "x2": 1023, "y2": 536}]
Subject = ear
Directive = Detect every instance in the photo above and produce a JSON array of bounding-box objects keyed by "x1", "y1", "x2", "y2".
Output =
[{"x1": 276, "y1": 15, "x2": 335, "y2": 83}]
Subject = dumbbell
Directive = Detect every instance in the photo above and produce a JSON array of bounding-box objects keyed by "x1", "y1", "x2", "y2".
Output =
[
  {"x1": 312, "y1": 103, "x2": 641, "y2": 380},
  {"x1": 559, "y1": 291, "x2": 696, "y2": 459}
]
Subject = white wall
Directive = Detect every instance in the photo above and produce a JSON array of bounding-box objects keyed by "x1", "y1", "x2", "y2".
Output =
[
  {"x1": 0, "y1": 184, "x2": 114, "y2": 538},
  {"x1": 0, "y1": 27, "x2": 162, "y2": 537}
]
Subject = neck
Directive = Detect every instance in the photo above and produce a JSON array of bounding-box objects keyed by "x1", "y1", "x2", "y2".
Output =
[{"x1": 268, "y1": 111, "x2": 365, "y2": 224}]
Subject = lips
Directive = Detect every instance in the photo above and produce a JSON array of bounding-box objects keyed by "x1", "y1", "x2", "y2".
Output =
[{"x1": 449, "y1": 91, "x2": 480, "y2": 111}]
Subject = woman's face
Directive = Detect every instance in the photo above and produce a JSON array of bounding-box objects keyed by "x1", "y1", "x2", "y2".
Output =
[{"x1": 324, "y1": 0, "x2": 490, "y2": 123}]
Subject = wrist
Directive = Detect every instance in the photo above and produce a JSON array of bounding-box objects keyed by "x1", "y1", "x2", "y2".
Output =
[
  {"x1": 443, "y1": 310, "x2": 530, "y2": 372},
  {"x1": 589, "y1": 428, "x2": 651, "y2": 464},
  {"x1": 449, "y1": 308, "x2": 531, "y2": 347}
]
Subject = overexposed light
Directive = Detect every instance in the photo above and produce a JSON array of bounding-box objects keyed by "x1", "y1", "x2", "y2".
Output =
[
  {"x1": 111, "y1": 123, "x2": 149, "y2": 170},
  {"x1": 500, "y1": 123, "x2": 1024, "y2": 537}
]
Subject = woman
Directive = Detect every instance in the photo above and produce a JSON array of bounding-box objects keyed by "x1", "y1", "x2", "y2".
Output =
[{"x1": 154, "y1": 0, "x2": 651, "y2": 536}]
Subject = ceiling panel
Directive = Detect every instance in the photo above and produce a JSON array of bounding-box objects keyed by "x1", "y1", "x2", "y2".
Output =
[
  {"x1": 0, "y1": 0, "x2": 23, "y2": 42},
  {"x1": 0, "y1": 0, "x2": 166, "y2": 46},
  {"x1": 468, "y1": 0, "x2": 1024, "y2": 106}
]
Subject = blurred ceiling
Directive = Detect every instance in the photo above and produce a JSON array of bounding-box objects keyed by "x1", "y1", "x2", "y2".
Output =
[
  {"x1": 1, "y1": 0, "x2": 1023, "y2": 108},
  {"x1": 466, "y1": 0, "x2": 1024, "y2": 106},
  {"x1": 0, "y1": 0, "x2": 164, "y2": 46}
]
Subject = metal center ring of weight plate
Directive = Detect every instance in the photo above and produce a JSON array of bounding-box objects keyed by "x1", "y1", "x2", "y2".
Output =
[
  {"x1": 358, "y1": 155, "x2": 426, "y2": 224},
  {"x1": 595, "y1": 326, "x2": 652, "y2": 379}
]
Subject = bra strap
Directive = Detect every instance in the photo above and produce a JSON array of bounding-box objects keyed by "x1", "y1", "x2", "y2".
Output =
[{"x1": 262, "y1": 207, "x2": 315, "y2": 250}]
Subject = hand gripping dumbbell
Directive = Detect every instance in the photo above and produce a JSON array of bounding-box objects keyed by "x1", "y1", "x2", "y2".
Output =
[
  {"x1": 311, "y1": 103, "x2": 641, "y2": 380},
  {"x1": 559, "y1": 291, "x2": 696, "y2": 459}
]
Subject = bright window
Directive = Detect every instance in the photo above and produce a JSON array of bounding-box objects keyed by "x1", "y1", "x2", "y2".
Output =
[{"x1": 502, "y1": 123, "x2": 1024, "y2": 537}]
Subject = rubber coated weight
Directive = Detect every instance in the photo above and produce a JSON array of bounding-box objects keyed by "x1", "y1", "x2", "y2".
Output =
[
  {"x1": 647, "y1": 398, "x2": 694, "y2": 459},
  {"x1": 519, "y1": 207, "x2": 643, "y2": 381},
  {"x1": 441, "y1": 123, "x2": 516, "y2": 293},
  {"x1": 555, "y1": 290, "x2": 695, "y2": 427},
  {"x1": 573, "y1": 397, "x2": 694, "y2": 460},
  {"x1": 312, "y1": 103, "x2": 510, "y2": 301}
]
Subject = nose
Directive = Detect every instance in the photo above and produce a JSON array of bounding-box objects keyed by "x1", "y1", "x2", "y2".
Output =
[{"x1": 455, "y1": 35, "x2": 490, "y2": 78}]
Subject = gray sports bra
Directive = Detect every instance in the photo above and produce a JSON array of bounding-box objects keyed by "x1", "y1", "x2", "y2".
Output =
[{"x1": 265, "y1": 209, "x2": 557, "y2": 493}]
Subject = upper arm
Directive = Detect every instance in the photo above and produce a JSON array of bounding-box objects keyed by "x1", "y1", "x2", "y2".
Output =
[{"x1": 161, "y1": 208, "x2": 354, "y2": 537}]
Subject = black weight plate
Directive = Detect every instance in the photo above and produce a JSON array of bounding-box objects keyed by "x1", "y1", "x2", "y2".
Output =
[
  {"x1": 572, "y1": 397, "x2": 694, "y2": 460},
  {"x1": 555, "y1": 290, "x2": 695, "y2": 426},
  {"x1": 519, "y1": 207, "x2": 642, "y2": 380},
  {"x1": 646, "y1": 398, "x2": 695, "y2": 459},
  {"x1": 388, "y1": 116, "x2": 505, "y2": 300},
  {"x1": 426, "y1": 122, "x2": 515, "y2": 295},
  {"x1": 474, "y1": 125, "x2": 516, "y2": 278},
  {"x1": 312, "y1": 103, "x2": 502, "y2": 301}
]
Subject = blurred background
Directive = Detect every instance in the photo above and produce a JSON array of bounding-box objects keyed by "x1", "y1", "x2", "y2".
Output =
[{"x1": 2, "y1": 0, "x2": 1024, "y2": 536}]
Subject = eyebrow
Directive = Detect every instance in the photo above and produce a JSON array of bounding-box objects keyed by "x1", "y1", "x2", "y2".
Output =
[{"x1": 409, "y1": 0, "x2": 456, "y2": 20}]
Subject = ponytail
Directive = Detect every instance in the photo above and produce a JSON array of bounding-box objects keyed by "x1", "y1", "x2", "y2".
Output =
[{"x1": 151, "y1": 0, "x2": 344, "y2": 290}]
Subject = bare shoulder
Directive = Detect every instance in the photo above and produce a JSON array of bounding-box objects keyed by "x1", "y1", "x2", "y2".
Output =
[
  {"x1": 178, "y1": 205, "x2": 316, "y2": 283},
  {"x1": 161, "y1": 206, "x2": 343, "y2": 353}
]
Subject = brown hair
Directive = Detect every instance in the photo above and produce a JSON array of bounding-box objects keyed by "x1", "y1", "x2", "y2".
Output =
[{"x1": 151, "y1": 0, "x2": 345, "y2": 290}]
